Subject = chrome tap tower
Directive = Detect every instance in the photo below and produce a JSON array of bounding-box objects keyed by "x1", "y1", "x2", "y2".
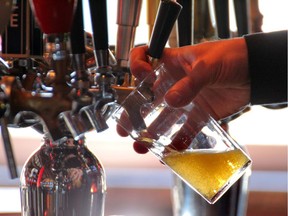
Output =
[{"x1": 0, "y1": 0, "x2": 142, "y2": 215}]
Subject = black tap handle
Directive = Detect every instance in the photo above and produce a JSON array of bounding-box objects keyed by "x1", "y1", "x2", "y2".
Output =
[
  {"x1": 234, "y1": 0, "x2": 249, "y2": 36},
  {"x1": 177, "y1": 0, "x2": 193, "y2": 46},
  {"x1": 214, "y1": 0, "x2": 230, "y2": 39},
  {"x1": 147, "y1": 0, "x2": 182, "y2": 59},
  {"x1": 89, "y1": 0, "x2": 109, "y2": 51},
  {"x1": 71, "y1": 0, "x2": 85, "y2": 54}
]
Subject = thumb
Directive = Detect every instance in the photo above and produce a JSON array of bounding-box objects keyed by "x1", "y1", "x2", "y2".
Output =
[{"x1": 164, "y1": 60, "x2": 210, "y2": 107}]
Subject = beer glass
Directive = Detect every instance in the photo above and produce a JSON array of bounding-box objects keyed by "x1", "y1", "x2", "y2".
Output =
[{"x1": 113, "y1": 64, "x2": 252, "y2": 204}]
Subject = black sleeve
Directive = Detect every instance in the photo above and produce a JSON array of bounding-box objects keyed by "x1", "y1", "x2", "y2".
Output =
[{"x1": 244, "y1": 30, "x2": 287, "y2": 105}]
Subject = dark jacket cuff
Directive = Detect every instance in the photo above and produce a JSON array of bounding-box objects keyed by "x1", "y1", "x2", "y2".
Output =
[{"x1": 244, "y1": 30, "x2": 287, "y2": 105}]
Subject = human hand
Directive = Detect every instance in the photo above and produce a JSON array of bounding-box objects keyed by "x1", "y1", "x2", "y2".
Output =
[
  {"x1": 119, "y1": 37, "x2": 251, "y2": 153},
  {"x1": 131, "y1": 38, "x2": 250, "y2": 118}
]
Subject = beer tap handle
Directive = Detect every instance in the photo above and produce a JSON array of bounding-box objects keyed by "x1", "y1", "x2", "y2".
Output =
[
  {"x1": 147, "y1": 0, "x2": 182, "y2": 66},
  {"x1": 176, "y1": 0, "x2": 193, "y2": 46},
  {"x1": 29, "y1": 0, "x2": 77, "y2": 34},
  {"x1": 233, "y1": 0, "x2": 249, "y2": 36},
  {"x1": 214, "y1": 0, "x2": 230, "y2": 39},
  {"x1": 89, "y1": 0, "x2": 109, "y2": 67},
  {"x1": 71, "y1": 0, "x2": 85, "y2": 55},
  {"x1": 120, "y1": 1, "x2": 182, "y2": 130},
  {"x1": 70, "y1": 0, "x2": 89, "y2": 84},
  {"x1": 113, "y1": 0, "x2": 182, "y2": 105}
]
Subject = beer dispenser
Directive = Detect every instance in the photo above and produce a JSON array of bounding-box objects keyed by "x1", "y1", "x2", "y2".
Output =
[
  {"x1": 20, "y1": 0, "x2": 107, "y2": 215},
  {"x1": 0, "y1": 0, "x2": 118, "y2": 215}
]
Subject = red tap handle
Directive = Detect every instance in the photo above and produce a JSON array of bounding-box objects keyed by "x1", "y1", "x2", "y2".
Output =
[{"x1": 29, "y1": 0, "x2": 77, "y2": 34}]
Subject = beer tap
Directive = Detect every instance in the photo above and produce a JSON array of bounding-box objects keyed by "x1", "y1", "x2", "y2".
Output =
[
  {"x1": 193, "y1": 0, "x2": 217, "y2": 43},
  {"x1": 214, "y1": 0, "x2": 230, "y2": 39},
  {"x1": 111, "y1": 0, "x2": 143, "y2": 102},
  {"x1": 234, "y1": 0, "x2": 250, "y2": 36},
  {"x1": 59, "y1": 0, "x2": 94, "y2": 139},
  {"x1": 7, "y1": 0, "x2": 78, "y2": 141},
  {"x1": 176, "y1": 0, "x2": 193, "y2": 46},
  {"x1": 0, "y1": 0, "x2": 43, "y2": 179},
  {"x1": 88, "y1": 0, "x2": 117, "y2": 132},
  {"x1": 214, "y1": 0, "x2": 250, "y2": 38}
]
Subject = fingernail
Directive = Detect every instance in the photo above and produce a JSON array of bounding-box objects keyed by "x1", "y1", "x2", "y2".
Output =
[{"x1": 165, "y1": 91, "x2": 183, "y2": 107}]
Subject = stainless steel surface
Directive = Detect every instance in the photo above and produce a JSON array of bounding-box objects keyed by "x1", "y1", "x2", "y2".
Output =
[{"x1": 116, "y1": 0, "x2": 142, "y2": 67}]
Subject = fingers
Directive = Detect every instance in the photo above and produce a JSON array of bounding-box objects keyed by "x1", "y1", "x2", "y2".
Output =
[
  {"x1": 133, "y1": 141, "x2": 149, "y2": 154},
  {"x1": 116, "y1": 118, "x2": 150, "y2": 154},
  {"x1": 165, "y1": 60, "x2": 211, "y2": 107},
  {"x1": 165, "y1": 76, "x2": 196, "y2": 107},
  {"x1": 129, "y1": 45, "x2": 153, "y2": 80},
  {"x1": 116, "y1": 124, "x2": 129, "y2": 137},
  {"x1": 117, "y1": 123, "x2": 150, "y2": 154}
]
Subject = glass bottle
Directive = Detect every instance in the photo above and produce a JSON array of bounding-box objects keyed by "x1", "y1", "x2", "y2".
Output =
[{"x1": 20, "y1": 135, "x2": 106, "y2": 216}]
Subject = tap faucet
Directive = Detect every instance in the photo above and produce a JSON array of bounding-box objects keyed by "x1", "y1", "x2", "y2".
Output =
[
  {"x1": 109, "y1": 0, "x2": 143, "y2": 105},
  {"x1": 59, "y1": 0, "x2": 94, "y2": 139},
  {"x1": 87, "y1": 0, "x2": 117, "y2": 131}
]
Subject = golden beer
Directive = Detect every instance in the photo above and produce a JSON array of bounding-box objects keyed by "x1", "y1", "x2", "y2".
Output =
[{"x1": 163, "y1": 149, "x2": 250, "y2": 201}]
